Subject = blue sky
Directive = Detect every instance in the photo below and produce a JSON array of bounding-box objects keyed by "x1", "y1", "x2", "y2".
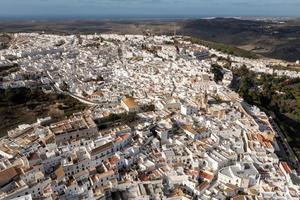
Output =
[{"x1": 0, "y1": 0, "x2": 299, "y2": 19}]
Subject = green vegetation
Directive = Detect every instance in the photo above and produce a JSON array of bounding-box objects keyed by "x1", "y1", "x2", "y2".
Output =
[
  {"x1": 0, "y1": 87, "x2": 87, "y2": 136},
  {"x1": 0, "y1": 33, "x2": 11, "y2": 50},
  {"x1": 95, "y1": 112, "x2": 138, "y2": 130},
  {"x1": 186, "y1": 37, "x2": 259, "y2": 59},
  {"x1": 210, "y1": 64, "x2": 224, "y2": 83},
  {"x1": 232, "y1": 65, "x2": 300, "y2": 158}
]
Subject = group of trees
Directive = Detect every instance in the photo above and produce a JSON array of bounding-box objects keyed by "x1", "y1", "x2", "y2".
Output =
[
  {"x1": 0, "y1": 34, "x2": 11, "y2": 50},
  {"x1": 209, "y1": 63, "x2": 299, "y2": 119},
  {"x1": 0, "y1": 87, "x2": 87, "y2": 120},
  {"x1": 233, "y1": 65, "x2": 300, "y2": 118},
  {"x1": 232, "y1": 65, "x2": 300, "y2": 158},
  {"x1": 0, "y1": 87, "x2": 44, "y2": 104},
  {"x1": 210, "y1": 64, "x2": 224, "y2": 83},
  {"x1": 95, "y1": 112, "x2": 138, "y2": 130}
]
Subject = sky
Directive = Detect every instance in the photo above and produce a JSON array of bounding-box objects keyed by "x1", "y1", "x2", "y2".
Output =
[{"x1": 0, "y1": 0, "x2": 299, "y2": 19}]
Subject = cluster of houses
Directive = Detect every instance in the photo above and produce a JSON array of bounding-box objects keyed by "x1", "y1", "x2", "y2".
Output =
[{"x1": 0, "y1": 33, "x2": 299, "y2": 199}]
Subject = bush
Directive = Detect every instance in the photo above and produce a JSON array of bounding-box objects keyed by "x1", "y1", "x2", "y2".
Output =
[{"x1": 211, "y1": 64, "x2": 224, "y2": 83}]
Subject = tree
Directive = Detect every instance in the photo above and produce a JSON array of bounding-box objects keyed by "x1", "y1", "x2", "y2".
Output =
[
  {"x1": 211, "y1": 64, "x2": 224, "y2": 83},
  {"x1": 48, "y1": 108, "x2": 64, "y2": 120}
]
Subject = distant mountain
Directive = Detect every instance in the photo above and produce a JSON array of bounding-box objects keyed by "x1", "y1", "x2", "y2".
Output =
[{"x1": 179, "y1": 18, "x2": 300, "y2": 62}]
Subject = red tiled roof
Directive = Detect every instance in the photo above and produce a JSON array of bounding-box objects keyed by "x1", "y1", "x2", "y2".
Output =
[
  {"x1": 199, "y1": 170, "x2": 214, "y2": 181},
  {"x1": 0, "y1": 167, "x2": 18, "y2": 187},
  {"x1": 109, "y1": 155, "x2": 120, "y2": 165},
  {"x1": 281, "y1": 162, "x2": 292, "y2": 174}
]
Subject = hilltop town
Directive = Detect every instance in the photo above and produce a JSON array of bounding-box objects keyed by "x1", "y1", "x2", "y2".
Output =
[{"x1": 0, "y1": 33, "x2": 299, "y2": 200}]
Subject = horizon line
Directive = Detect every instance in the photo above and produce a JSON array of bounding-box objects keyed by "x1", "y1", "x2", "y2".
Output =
[{"x1": 0, "y1": 14, "x2": 298, "y2": 21}]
